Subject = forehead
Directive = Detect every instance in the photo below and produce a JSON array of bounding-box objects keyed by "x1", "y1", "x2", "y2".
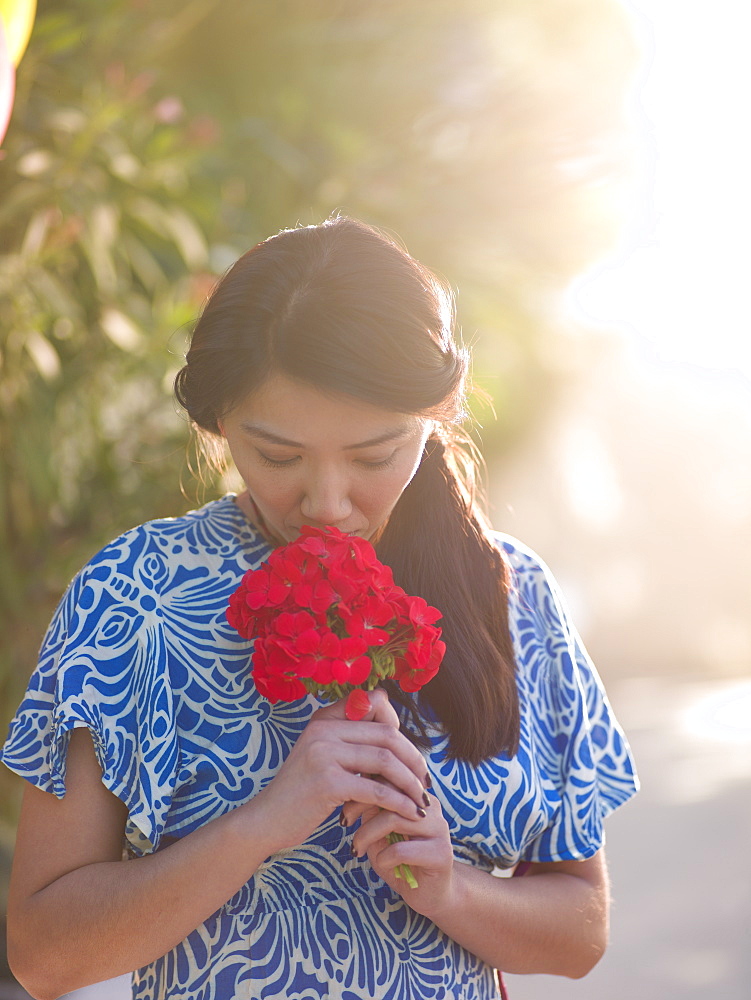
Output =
[{"x1": 230, "y1": 374, "x2": 426, "y2": 445}]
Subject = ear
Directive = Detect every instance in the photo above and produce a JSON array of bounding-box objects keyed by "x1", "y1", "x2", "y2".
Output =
[{"x1": 217, "y1": 419, "x2": 226, "y2": 437}]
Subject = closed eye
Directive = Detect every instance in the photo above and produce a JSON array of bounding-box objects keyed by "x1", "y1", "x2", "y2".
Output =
[
  {"x1": 258, "y1": 452, "x2": 300, "y2": 468},
  {"x1": 357, "y1": 453, "x2": 398, "y2": 470},
  {"x1": 257, "y1": 451, "x2": 398, "y2": 470}
]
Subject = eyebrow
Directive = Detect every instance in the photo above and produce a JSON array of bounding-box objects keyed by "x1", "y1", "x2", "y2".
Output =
[{"x1": 239, "y1": 423, "x2": 414, "y2": 450}]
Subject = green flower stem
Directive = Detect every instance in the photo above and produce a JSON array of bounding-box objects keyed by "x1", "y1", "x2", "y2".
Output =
[{"x1": 387, "y1": 832, "x2": 418, "y2": 889}]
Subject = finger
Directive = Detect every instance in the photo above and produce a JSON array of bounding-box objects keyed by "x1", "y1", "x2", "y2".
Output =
[
  {"x1": 370, "y1": 836, "x2": 451, "y2": 877},
  {"x1": 341, "y1": 772, "x2": 429, "y2": 825},
  {"x1": 336, "y1": 751, "x2": 428, "y2": 816},
  {"x1": 353, "y1": 809, "x2": 450, "y2": 856},
  {"x1": 342, "y1": 771, "x2": 434, "y2": 826},
  {"x1": 339, "y1": 801, "x2": 379, "y2": 828},
  {"x1": 305, "y1": 716, "x2": 430, "y2": 790},
  {"x1": 334, "y1": 730, "x2": 432, "y2": 807}
]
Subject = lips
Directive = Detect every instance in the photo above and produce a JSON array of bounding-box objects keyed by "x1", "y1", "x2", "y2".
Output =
[{"x1": 290, "y1": 525, "x2": 365, "y2": 538}]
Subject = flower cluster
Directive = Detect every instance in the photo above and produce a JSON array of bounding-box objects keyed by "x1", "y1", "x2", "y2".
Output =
[{"x1": 226, "y1": 525, "x2": 445, "y2": 706}]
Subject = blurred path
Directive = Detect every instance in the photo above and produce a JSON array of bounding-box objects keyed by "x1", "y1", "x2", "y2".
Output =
[
  {"x1": 2, "y1": 678, "x2": 748, "y2": 1000},
  {"x1": 506, "y1": 676, "x2": 751, "y2": 1000}
]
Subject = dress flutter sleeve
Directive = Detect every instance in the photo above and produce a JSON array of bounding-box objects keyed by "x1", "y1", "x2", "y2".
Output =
[
  {"x1": 498, "y1": 534, "x2": 638, "y2": 864},
  {"x1": 0, "y1": 532, "x2": 179, "y2": 856}
]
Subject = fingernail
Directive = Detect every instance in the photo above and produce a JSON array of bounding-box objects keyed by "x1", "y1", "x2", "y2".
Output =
[
  {"x1": 416, "y1": 806, "x2": 427, "y2": 818},
  {"x1": 422, "y1": 791, "x2": 431, "y2": 808},
  {"x1": 338, "y1": 810, "x2": 348, "y2": 827},
  {"x1": 350, "y1": 843, "x2": 358, "y2": 857},
  {"x1": 424, "y1": 773, "x2": 432, "y2": 789}
]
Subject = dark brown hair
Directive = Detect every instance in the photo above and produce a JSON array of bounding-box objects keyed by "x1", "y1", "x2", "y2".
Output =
[{"x1": 175, "y1": 216, "x2": 519, "y2": 763}]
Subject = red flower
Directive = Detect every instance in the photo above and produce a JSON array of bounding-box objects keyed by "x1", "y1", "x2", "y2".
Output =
[
  {"x1": 395, "y1": 627, "x2": 446, "y2": 691},
  {"x1": 292, "y1": 627, "x2": 342, "y2": 684},
  {"x1": 274, "y1": 610, "x2": 318, "y2": 639},
  {"x1": 345, "y1": 688, "x2": 371, "y2": 720},
  {"x1": 328, "y1": 636, "x2": 371, "y2": 685},
  {"x1": 339, "y1": 593, "x2": 394, "y2": 646},
  {"x1": 250, "y1": 639, "x2": 308, "y2": 703},
  {"x1": 400, "y1": 594, "x2": 443, "y2": 629},
  {"x1": 241, "y1": 566, "x2": 286, "y2": 612},
  {"x1": 291, "y1": 576, "x2": 339, "y2": 615},
  {"x1": 226, "y1": 525, "x2": 444, "y2": 703}
]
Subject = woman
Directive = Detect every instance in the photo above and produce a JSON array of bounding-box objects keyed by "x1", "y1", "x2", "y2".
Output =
[{"x1": 2, "y1": 216, "x2": 638, "y2": 999}]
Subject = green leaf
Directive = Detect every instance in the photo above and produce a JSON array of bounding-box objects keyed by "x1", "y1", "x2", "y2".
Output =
[
  {"x1": 100, "y1": 308, "x2": 144, "y2": 353},
  {"x1": 162, "y1": 206, "x2": 208, "y2": 270},
  {"x1": 24, "y1": 330, "x2": 61, "y2": 381},
  {"x1": 79, "y1": 203, "x2": 120, "y2": 297},
  {"x1": 121, "y1": 232, "x2": 168, "y2": 292},
  {"x1": 28, "y1": 269, "x2": 84, "y2": 321}
]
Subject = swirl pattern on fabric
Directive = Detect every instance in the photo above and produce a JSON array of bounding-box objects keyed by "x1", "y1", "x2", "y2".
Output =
[{"x1": 1, "y1": 496, "x2": 637, "y2": 999}]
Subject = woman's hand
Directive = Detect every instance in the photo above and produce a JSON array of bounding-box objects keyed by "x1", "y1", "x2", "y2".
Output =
[
  {"x1": 253, "y1": 689, "x2": 431, "y2": 855},
  {"x1": 342, "y1": 792, "x2": 609, "y2": 979},
  {"x1": 340, "y1": 790, "x2": 456, "y2": 916}
]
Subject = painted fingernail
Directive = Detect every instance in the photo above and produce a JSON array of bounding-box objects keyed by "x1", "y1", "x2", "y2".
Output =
[
  {"x1": 422, "y1": 791, "x2": 431, "y2": 808},
  {"x1": 338, "y1": 811, "x2": 348, "y2": 827},
  {"x1": 416, "y1": 806, "x2": 427, "y2": 818},
  {"x1": 424, "y1": 773, "x2": 432, "y2": 789}
]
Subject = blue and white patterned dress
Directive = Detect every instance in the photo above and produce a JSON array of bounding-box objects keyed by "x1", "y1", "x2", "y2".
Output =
[{"x1": 1, "y1": 495, "x2": 638, "y2": 999}]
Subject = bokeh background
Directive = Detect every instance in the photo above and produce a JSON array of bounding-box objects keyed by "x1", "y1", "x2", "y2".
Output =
[{"x1": 1, "y1": 1, "x2": 749, "y2": 998}]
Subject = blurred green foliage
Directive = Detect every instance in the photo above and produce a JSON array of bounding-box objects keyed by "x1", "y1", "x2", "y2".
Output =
[{"x1": 0, "y1": 0, "x2": 637, "y2": 832}]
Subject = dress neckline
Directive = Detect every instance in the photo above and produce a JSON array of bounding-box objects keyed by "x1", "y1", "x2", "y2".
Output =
[{"x1": 225, "y1": 492, "x2": 280, "y2": 549}]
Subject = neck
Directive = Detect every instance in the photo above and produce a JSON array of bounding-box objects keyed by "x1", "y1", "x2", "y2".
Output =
[{"x1": 235, "y1": 491, "x2": 283, "y2": 547}]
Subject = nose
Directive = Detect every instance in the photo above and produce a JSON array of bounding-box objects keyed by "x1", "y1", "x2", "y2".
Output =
[{"x1": 299, "y1": 470, "x2": 353, "y2": 527}]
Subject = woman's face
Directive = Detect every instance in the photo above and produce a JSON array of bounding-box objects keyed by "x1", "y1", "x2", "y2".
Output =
[{"x1": 219, "y1": 374, "x2": 433, "y2": 544}]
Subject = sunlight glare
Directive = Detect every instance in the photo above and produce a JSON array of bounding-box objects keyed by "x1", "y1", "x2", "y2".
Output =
[
  {"x1": 681, "y1": 680, "x2": 751, "y2": 747},
  {"x1": 570, "y1": 0, "x2": 751, "y2": 378}
]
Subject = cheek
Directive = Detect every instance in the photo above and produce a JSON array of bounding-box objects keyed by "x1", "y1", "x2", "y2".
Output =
[
  {"x1": 235, "y1": 460, "x2": 298, "y2": 512},
  {"x1": 248, "y1": 477, "x2": 297, "y2": 511},
  {"x1": 362, "y1": 466, "x2": 420, "y2": 514}
]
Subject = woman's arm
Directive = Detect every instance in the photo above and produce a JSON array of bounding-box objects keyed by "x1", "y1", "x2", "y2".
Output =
[
  {"x1": 427, "y1": 853, "x2": 609, "y2": 978},
  {"x1": 8, "y1": 727, "x2": 280, "y2": 999},
  {"x1": 8, "y1": 691, "x2": 430, "y2": 1000},
  {"x1": 348, "y1": 799, "x2": 609, "y2": 979}
]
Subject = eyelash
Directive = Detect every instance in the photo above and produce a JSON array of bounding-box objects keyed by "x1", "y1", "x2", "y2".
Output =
[
  {"x1": 359, "y1": 453, "x2": 398, "y2": 470},
  {"x1": 257, "y1": 453, "x2": 398, "y2": 470},
  {"x1": 258, "y1": 454, "x2": 299, "y2": 468}
]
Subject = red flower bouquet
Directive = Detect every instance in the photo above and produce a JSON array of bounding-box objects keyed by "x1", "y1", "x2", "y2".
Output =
[{"x1": 226, "y1": 524, "x2": 446, "y2": 887}]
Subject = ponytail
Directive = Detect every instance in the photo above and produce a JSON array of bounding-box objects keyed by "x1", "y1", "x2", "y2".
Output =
[{"x1": 376, "y1": 431, "x2": 520, "y2": 765}]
